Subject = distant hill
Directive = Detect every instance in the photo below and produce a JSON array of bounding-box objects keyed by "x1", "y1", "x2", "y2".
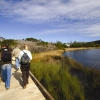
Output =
[
  {"x1": 70, "y1": 40, "x2": 100, "y2": 48},
  {"x1": 87, "y1": 40, "x2": 100, "y2": 44}
]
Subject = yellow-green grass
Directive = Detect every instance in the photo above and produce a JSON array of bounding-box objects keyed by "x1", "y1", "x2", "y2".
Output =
[
  {"x1": 30, "y1": 51, "x2": 85, "y2": 100},
  {"x1": 30, "y1": 50, "x2": 100, "y2": 100}
]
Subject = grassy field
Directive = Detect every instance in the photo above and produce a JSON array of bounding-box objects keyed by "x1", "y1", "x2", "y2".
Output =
[{"x1": 30, "y1": 50, "x2": 100, "y2": 100}]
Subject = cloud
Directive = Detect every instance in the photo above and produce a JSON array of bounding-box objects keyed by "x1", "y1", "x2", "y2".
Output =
[
  {"x1": 0, "y1": 0, "x2": 100, "y2": 22},
  {"x1": 38, "y1": 22, "x2": 100, "y2": 38},
  {"x1": 82, "y1": 24, "x2": 100, "y2": 37},
  {"x1": 0, "y1": 0, "x2": 100, "y2": 40}
]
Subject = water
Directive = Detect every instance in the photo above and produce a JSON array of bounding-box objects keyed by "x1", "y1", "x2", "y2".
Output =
[{"x1": 63, "y1": 48, "x2": 100, "y2": 69}]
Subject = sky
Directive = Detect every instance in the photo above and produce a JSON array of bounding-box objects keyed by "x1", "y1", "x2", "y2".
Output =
[{"x1": 0, "y1": 0, "x2": 100, "y2": 43}]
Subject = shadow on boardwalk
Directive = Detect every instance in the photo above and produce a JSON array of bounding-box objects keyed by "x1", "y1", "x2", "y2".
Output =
[
  {"x1": 0, "y1": 65, "x2": 46, "y2": 100},
  {"x1": 12, "y1": 71, "x2": 23, "y2": 87}
]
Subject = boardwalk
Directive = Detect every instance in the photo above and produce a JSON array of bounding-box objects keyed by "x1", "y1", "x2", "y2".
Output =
[{"x1": 0, "y1": 65, "x2": 46, "y2": 100}]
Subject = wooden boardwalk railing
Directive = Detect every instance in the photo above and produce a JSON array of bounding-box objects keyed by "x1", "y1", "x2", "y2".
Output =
[
  {"x1": 0, "y1": 59, "x2": 55, "y2": 100},
  {"x1": 29, "y1": 71, "x2": 55, "y2": 100}
]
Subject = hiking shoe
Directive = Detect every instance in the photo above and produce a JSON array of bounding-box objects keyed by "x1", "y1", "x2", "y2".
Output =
[
  {"x1": 23, "y1": 85, "x2": 27, "y2": 89},
  {"x1": 16, "y1": 68, "x2": 19, "y2": 71},
  {"x1": 6, "y1": 88, "x2": 9, "y2": 90}
]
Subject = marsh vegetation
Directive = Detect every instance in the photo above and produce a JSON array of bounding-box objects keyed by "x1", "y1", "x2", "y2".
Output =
[{"x1": 30, "y1": 50, "x2": 100, "y2": 100}]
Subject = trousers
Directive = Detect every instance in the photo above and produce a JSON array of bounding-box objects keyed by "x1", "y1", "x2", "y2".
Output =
[
  {"x1": 1, "y1": 64, "x2": 12, "y2": 88},
  {"x1": 15, "y1": 57, "x2": 20, "y2": 69},
  {"x1": 21, "y1": 63, "x2": 30, "y2": 86}
]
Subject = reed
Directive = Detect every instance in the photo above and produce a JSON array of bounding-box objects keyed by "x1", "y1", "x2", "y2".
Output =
[
  {"x1": 30, "y1": 50, "x2": 100, "y2": 100},
  {"x1": 30, "y1": 52, "x2": 85, "y2": 100},
  {"x1": 63, "y1": 57, "x2": 100, "y2": 100}
]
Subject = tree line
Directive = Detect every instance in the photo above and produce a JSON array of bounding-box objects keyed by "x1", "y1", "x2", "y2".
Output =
[{"x1": 0, "y1": 38, "x2": 100, "y2": 51}]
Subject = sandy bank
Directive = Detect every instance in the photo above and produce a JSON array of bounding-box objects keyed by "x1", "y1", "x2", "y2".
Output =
[{"x1": 65, "y1": 47, "x2": 94, "y2": 51}]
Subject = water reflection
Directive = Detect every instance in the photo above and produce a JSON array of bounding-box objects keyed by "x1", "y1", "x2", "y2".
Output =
[{"x1": 63, "y1": 49, "x2": 100, "y2": 69}]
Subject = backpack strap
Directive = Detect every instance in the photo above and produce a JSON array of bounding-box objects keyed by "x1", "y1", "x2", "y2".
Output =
[
  {"x1": 23, "y1": 51, "x2": 28, "y2": 55},
  {"x1": 23, "y1": 51, "x2": 26, "y2": 54}
]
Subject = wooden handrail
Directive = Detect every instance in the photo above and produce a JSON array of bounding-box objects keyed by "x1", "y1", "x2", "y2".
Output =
[{"x1": 29, "y1": 71, "x2": 55, "y2": 100}]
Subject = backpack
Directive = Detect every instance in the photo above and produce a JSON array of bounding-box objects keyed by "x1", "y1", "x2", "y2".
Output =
[
  {"x1": 21, "y1": 51, "x2": 30, "y2": 64},
  {"x1": 1, "y1": 48, "x2": 11, "y2": 62}
]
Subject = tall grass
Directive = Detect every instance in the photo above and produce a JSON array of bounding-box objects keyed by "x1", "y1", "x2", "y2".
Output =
[
  {"x1": 62, "y1": 57, "x2": 100, "y2": 100},
  {"x1": 30, "y1": 52, "x2": 85, "y2": 100},
  {"x1": 30, "y1": 51, "x2": 100, "y2": 100}
]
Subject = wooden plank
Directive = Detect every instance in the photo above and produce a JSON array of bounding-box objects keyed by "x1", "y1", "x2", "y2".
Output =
[
  {"x1": 0, "y1": 84, "x2": 43, "y2": 100},
  {"x1": 0, "y1": 65, "x2": 46, "y2": 100}
]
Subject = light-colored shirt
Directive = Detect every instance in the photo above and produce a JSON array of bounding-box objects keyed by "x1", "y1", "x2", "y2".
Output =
[
  {"x1": 12, "y1": 47, "x2": 21, "y2": 57},
  {"x1": 18, "y1": 50, "x2": 32, "y2": 62}
]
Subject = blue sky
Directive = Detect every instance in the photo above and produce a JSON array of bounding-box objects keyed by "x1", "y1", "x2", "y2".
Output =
[{"x1": 0, "y1": 0, "x2": 100, "y2": 43}]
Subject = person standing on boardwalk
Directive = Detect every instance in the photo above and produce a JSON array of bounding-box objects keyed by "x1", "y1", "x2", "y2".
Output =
[
  {"x1": 19, "y1": 44, "x2": 32, "y2": 89},
  {"x1": 0, "y1": 44, "x2": 12, "y2": 90},
  {"x1": 12, "y1": 45, "x2": 21, "y2": 71}
]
